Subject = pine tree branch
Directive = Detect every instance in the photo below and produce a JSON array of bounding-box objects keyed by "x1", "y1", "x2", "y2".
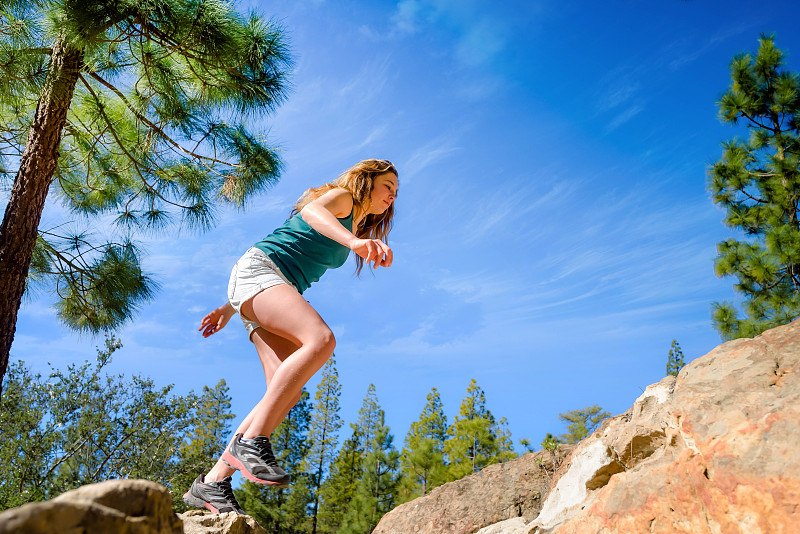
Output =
[
  {"x1": 77, "y1": 73, "x2": 209, "y2": 213},
  {"x1": 737, "y1": 184, "x2": 767, "y2": 204},
  {"x1": 85, "y1": 70, "x2": 235, "y2": 169}
]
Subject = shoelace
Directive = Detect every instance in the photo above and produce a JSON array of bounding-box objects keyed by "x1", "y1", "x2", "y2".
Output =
[
  {"x1": 250, "y1": 436, "x2": 280, "y2": 467},
  {"x1": 215, "y1": 478, "x2": 243, "y2": 511}
]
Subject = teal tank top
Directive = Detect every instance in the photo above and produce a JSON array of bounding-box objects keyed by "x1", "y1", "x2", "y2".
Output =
[{"x1": 253, "y1": 210, "x2": 354, "y2": 294}]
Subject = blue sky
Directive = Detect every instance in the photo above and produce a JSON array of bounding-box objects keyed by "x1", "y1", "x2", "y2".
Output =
[{"x1": 10, "y1": 0, "x2": 800, "y2": 469}]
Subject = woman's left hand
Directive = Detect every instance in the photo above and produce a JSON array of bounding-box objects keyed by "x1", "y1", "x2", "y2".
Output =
[{"x1": 350, "y1": 238, "x2": 393, "y2": 268}]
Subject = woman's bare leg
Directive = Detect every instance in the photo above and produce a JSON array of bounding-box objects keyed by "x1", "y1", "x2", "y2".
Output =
[
  {"x1": 205, "y1": 328, "x2": 300, "y2": 482},
  {"x1": 237, "y1": 283, "x2": 335, "y2": 439}
]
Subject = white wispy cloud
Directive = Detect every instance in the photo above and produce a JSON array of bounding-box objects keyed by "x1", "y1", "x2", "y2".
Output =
[{"x1": 401, "y1": 133, "x2": 463, "y2": 181}]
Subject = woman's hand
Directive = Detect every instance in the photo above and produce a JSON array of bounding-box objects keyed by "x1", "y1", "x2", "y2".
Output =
[
  {"x1": 199, "y1": 302, "x2": 236, "y2": 338},
  {"x1": 350, "y1": 238, "x2": 393, "y2": 268}
]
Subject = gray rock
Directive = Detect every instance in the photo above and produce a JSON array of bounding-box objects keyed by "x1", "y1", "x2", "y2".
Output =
[
  {"x1": 373, "y1": 447, "x2": 570, "y2": 534},
  {"x1": 179, "y1": 509, "x2": 267, "y2": 534},
  {"x1": 0, "y1": 479, "x2": 182, "y2": 534}
]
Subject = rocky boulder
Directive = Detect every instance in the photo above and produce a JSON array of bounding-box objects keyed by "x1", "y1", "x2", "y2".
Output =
[
  {"x1": 0, "y1": 479, "x2": 183, "y2": 534},
  {"x1": 373, "y1": 446, "x2": 571, "y2": 534},
  {"x1": 376, "y1": 319, "x2": 800, "y2": 534},
  {"x1": 179, "y1": 509, "x2": 266, "y2": 534}
]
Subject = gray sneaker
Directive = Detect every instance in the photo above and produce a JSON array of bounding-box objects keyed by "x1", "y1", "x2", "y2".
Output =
[
  {"x1": 221, "y1": 433, "x2": 290, "y2": 486},
  {"x1": 182, "y1": 475, "x2": 245, "y2": 515}
]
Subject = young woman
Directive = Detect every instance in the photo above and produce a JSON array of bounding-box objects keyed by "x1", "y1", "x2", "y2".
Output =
[{"x1": 183, "y1": 159, "x2": 398, "y2": 514}]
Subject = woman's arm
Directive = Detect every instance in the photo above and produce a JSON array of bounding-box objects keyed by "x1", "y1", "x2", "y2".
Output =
[
  {"x1": 301, "y1": 189, "x2": 392, "y2": 268},
  {"x1": 199, "y1": 301, "x2": 236, "y2": 338}
]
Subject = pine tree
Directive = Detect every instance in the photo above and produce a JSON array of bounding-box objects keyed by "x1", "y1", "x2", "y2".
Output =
[
  {"x1": 317, "y1": 383, "x2": 381, "y2": 532},
  {"x1": 557, "y1": 405, "x2": 610, "y2": 444},
  {"x1": 236, "y1": 389, "x2": 313, "y2": 533},
  {"x1": 316, "y1": 428, "x2": 362, "y2": 533},
  {"x1": 400, "y1": 387, "x2": 448, "y2": 499},
  {"x1": 493, "y1": 416, "x2": 517, "y2": 464},
  {"x1": 0, "y1": 0, "x2": 292, "y2": 394},
  {"x1": 354, "y1": 383, "x2": 382, "y2": 451},
  {"x1": 302, "y1": 357, "x2": 343, "y2": 534},
  {"x1": 444, "y1": 379, "x2": 514, "y2": 481},
  {"x1": 709, "y1": 34, "x2": 800, "y2": 340},
  {"x1": 666, "y1": 339, "x2": 686, "y2": 377},
  {"x1": 339, "y1": 411, "x2": 401, "y2": 534}
]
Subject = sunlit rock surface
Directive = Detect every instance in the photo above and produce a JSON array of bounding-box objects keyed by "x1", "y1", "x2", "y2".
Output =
[
  {"x1": 376, "y1": 319, "x2": 800, "y2": 534},
  {"x1": 0, "y1": 479, "x2": 182, "y2": 534}
]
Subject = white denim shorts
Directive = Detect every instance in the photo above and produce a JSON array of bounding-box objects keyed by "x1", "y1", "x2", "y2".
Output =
[{"x1": 227, "y1": 247, "x2": 297, "y2": 338}]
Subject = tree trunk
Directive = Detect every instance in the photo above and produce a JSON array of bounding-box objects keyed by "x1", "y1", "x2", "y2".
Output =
[{"x1": 0, "y1": 36, "x2": 83, "y2": 396}]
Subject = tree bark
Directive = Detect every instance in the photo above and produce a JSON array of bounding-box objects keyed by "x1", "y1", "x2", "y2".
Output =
[{"x1": 0, "y1": 35, "x2": 83, "y2": 396}]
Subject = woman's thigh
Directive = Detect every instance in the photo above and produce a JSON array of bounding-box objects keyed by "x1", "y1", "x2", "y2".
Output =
[
  {"x1": 251, "y1": 328, "x2": 299, "y2": 386},
  {"x1": 240, "y1": 284, "x2": 333, "y2": 349}
]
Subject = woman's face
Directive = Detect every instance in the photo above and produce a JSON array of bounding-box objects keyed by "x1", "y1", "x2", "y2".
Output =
[{"x1": 368, "y1": 172, "x2": 398, "y2": 214}]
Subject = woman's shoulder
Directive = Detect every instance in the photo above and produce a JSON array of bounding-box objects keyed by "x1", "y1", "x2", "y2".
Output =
[{"x1": 305, "y1": 187, "x2": 354, "y2": 218}]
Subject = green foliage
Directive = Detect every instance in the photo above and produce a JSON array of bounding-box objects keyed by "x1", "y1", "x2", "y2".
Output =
[
  {"x1": 444, "y1": 379, "x2": 516, "y2": 481},
  {"x1": 709, "y1": 34, "x2": 800, "y2": 339},
  {"x1": 535, "y1": 433, "x2": 562, "y2": 482},
  {"x1": 540, "y1": 432, "x2": 563, "y2": 451},
  {"x1": 318, "y1": 383, "x2": 395, "y2": 532},
  {"x1": 518, "y1": 437, "x2": 535, "y2": 453},
  {"x1": 339, "y1": 411, "x2": 401, "y2": 534},
  {"x1": 353, "y1": 383, "x2": 382, "y2": 450},
  {"x1": 666, "y1": 339, "x2": 686, "y2": 377},
  {"x1": 399, "y1": 387, "x2": 449, "y2": 500},
  {"x1": 0, "y1": 0, "x2": 291, "y2": 333},
  {"x1": 557, "y1": 405, "x2": 610, "y2": 444},
  {"x1": 236, "y1": 390, "x2": 313, "y2": 533},
  {"x1": 316, "y1": 383, "x2": 380, "y2": 532},
  {"x1": 317, "y1": 429, "x2": 362, "y2": 533},
  {"x1": 0, "y1": 336, "x2": 230, "y2": 510}
]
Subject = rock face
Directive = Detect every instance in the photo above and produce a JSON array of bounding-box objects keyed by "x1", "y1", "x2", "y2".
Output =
[
  {"x1": 179, "y1": 509, "x2": 266, "y2": 534},
  {"x1": 373, "y1": 446, "x2": 571, "y2": 534},
  {"x1": 376, "y1": 319, "x2": 800, "y2": 534},
  {"x1": 0, "y1": 479, "x2": 183, "y2": 534}
]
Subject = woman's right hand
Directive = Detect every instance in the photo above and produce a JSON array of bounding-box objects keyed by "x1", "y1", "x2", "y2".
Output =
[
  {"x1": 350, "y1": 238, "x2": 393, "y2": 268},
  {"x1": 199, "y1": 303, "x2": 236, "y2": 338}
]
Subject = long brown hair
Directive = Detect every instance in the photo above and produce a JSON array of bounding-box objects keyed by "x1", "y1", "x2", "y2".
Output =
[{"x1": 291, "y1": 159, "x2": 397, "y2": 274}]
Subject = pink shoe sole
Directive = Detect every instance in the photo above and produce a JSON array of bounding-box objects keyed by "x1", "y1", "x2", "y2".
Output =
[{"x1": 221, "y1": 449, "x2": 288, "y2": 486}]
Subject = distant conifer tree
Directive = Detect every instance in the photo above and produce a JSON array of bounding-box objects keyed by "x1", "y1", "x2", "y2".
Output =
[
  {"x1": 444, "y1": 379, "x2": 515, "y2": 481},
  {"x1": 666, "y1": 339, "x2": 686, "y2": 377},
  {"x1": 339, "y1": 410, "x2": 401, "y2": 534},
  {"x1": 557, "y1": 405, "x2": 610, "y2": 444},
  {"x1": 318, "y1": 383, "x2": 387, "y2": 531},
  {"x1": 400, "y1": 387, "x2": 448, "y2": 499},
  {"x1": 317, "y1": 428, "x2": 362, "y2": 533},
  {"x1": 709, "y1": 35, "x2": 800, "y2": 339}
]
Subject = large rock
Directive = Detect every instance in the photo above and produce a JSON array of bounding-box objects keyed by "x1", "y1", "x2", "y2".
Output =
[
  {"x1": 528, "y1": 318, "x2": 800, "y2": 533},
  {"x1": 381, "y1": 319, "x2": 800, "y2": 534},
  {"x1": 179, "y1": 509, "x2": 266, "y2": 534},
  {"x1": 373, "y1": 446, "x2": 571, "y2": 534},
  {"x1": 0, "y1": 479, "x2": 183, "y2": 534}
]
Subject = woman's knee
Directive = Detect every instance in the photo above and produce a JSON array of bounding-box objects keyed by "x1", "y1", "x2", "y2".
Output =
[{"x1": 307, "y1": 328, "x2": 336, "y2": 358}]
